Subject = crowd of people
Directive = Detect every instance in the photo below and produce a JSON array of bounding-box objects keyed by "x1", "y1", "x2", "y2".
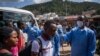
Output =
[{"x1": 0, "y1": 15, "x2": 96, "y2": 56}]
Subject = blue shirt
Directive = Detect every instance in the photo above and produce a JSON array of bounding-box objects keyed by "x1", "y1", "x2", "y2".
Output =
[
  {"x1": 53, "y1": 25, "x2": 66, "y2": 56},
  {"x1": 23, "y1": 25, "x2": 41, "y2": 41},
  {"x1": 53, "y1": 31, "x2": 65, "y2": 56},
  {"x1": 53, "y1": 32, "x2": 61, "y2": 56},
  {"x1": 64, "y1": 27, "x2": 96, "y2": 56}
]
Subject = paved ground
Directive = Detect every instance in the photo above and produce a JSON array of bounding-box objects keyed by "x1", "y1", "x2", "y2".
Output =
[{"x1": 60, "y1": 44, "x2": 99, "y2": 56}]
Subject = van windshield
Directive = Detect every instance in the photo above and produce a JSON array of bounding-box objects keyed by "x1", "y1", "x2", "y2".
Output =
[{"x1": 3, "y1": 11, "x2": 32, "y2": 22}]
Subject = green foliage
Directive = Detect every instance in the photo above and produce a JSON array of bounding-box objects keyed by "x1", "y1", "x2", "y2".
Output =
[{"x1": 22, "y1": 0, "x2": 100, "y2": 15}]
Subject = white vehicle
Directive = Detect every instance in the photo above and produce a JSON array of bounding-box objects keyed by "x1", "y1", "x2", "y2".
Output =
[
  {"x1": 0, "y1": 0, "x2": 23, "y2": 2},
  {"x1": 0, "y1": 7, "x2": 39, "y2": 28}
]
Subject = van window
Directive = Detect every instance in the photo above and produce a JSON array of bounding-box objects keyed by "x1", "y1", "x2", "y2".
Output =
[{"x1": 3, "y1": 11, "x2": 32, "y2": 22}]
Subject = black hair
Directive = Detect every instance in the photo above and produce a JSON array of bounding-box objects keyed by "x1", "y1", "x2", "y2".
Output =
[
  {"x1": 17, "y1": 20, "x2": 24, "y2": 29},
  {"x1": 30, "y1": 19, "x2": 35, "y2": 25},
  {"x1": 5, "y1": 20, "x2": 13, "y2": 27},
  {"x1": 44, "y1": 20, "x2": 55, "y2": 30},
  {"x1": 0, "y1": 26, "x2": 15, "y2": 43},
  {"x1": 77, "y1": 15, "x2": 87, "y2": 21},
  {"x1": 77, "y1": 16, "x2": 84, "y2": 21}
]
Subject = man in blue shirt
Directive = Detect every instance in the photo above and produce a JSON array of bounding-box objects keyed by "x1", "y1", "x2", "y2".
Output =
[
  {"x1": 64, "y1": 16, "x2": 96, "y2": 56},
  {"x1": 24, "y1": 19, "x2": 41, "y2": 41},
  {"x1": 53, "y1": 18, "x2": 64, "y2": 56},
  {"x1": 53, "y1": 32, "x2": 61, "y2": 56}
]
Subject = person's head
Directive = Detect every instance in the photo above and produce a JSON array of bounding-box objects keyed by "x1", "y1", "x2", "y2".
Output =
[
  {"x1": 0, "y1": 27, "x2": 18, "y2": 48},
  {"x1": 76, "y1": 16, "x2": 87, "y2": 28},
  {"x1": 17, "y1": 21, "x2": 26, "y2": 29},
  {"x1": 5, "y1": 20, "x2": 13, "y2": 27},
  {"x1": 53, "y1": 18, "x2": 60, "y2": 25},
  {"x1": 30, "y1": 19, "x2": 35, "y2": 26},
  {"x1": 43, "y1": 20, "x2": 57, "y2": 40}
]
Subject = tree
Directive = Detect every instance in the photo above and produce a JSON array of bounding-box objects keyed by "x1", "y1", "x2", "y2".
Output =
[{"x1": 22, "y1": 1, "x2": 100, "y2": 15}]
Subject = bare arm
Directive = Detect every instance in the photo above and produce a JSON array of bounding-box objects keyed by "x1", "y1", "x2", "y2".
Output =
[{"x1": 31, "y1": 40, "x2": 40, "y2": 56}]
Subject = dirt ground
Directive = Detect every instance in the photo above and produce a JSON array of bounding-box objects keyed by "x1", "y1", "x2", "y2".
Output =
[
  {"x1": 60, "y1": 44, "x2": 71, "y2": 56},
  {"x1": 60, "y1": 44, "x2": 99, "y2": 56}
]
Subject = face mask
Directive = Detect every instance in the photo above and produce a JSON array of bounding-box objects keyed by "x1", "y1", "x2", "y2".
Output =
[{"x1": 77, "y1": 21, "x2": 84, "y2": 27}]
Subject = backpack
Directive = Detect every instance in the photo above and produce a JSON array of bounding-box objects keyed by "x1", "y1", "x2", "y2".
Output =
[
  {"x1": 36, "y1": 38, "x2": 43, "y2": 56},
  {"x1": 19, "y1": 38, "x2": 42, "y2": 56}
]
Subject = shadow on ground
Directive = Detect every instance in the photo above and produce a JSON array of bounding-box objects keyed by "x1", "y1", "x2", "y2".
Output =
[{"x1": 60, "y1": 50, "x2": 71, "y2": 56}]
